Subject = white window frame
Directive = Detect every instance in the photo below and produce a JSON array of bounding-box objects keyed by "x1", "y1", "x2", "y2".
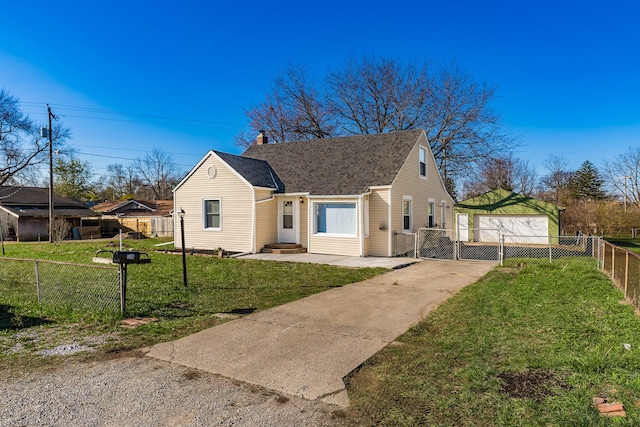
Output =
[
  {"x1": 419, "y1": 145, "x2": 428, "y2": 179},
  {"x1": 402, "y1": 196, "x2": 412, "y2": 233},
  {"x1": 203, "y1": 198, "x2": 221, "y2": 231},
  {"x1": 428, "y1": 198, "x2": 435, "y2": 228},
  {"x1": 313, "y1": 201, "x2": 358, "y2": 237},
  {"x1": 440, "y1": 200, "x2": 447, "y2": 229}
]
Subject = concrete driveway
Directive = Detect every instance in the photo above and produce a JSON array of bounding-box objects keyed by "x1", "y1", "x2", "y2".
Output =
[{"x1": 147, "y1": 259, "x2": 496, "y2": 407}]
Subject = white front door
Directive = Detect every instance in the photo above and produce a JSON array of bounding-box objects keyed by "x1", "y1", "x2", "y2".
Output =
[
  {"x1": 279, "y1": 198, "x2": 297, "y2": 243},
  {"x1": 457, "y1": 213, "x2": 469, "y2": 241}
]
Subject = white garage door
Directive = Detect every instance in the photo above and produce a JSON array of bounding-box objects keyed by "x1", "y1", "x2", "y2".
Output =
[{"x1": 476, "y1": 215, "x2": 548, "y2": 244}]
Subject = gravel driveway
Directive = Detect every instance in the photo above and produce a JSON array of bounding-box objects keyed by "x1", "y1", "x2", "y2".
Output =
[{"x1": 0, "y1": 351, "x2": 348, "y2": 426}]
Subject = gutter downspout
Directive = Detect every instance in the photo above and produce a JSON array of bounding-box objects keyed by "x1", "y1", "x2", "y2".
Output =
[
  {"x1": 359, "y1": 189, "x2": 373, "y2": 257},
  {"x1": 251, "y1": 191, "x2": 256, "y2": 253}
]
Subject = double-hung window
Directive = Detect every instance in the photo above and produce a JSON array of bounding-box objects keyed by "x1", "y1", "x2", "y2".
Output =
[
  {"x1": 403, "y1": 197, "x2": 412, "y2": 232},
  {"x1": 428, "y1": 199, "x2": 435, "y2": 228},
  {"x1": 204, "y1": 199, "x2": 221, "y2": 230},
  {"x1": 314, "y1": 202, "x2": 357, "y2": 236},
  {"x1": 419, "y1": 146, "x2": 427, "y2": 178}
]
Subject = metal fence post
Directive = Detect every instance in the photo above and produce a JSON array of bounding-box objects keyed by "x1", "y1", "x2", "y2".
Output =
[
  {"x1": 625, "y1": 252, "x2": 629, "y2": 299},
  {"x1": 611, "y1": 246, "x2": 616, "y2": 281},
  {"x1": 120, "y1": 264, "x2": 127, "y2": 315},
  {"x1": 35, "y1": 260, "x2": 41, "y2": 303},
  {"x1": 549, "y1": 237, "x2": 553, "y2": 263}
]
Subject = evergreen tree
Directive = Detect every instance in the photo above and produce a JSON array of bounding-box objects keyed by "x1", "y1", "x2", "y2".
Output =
[{"x1": 571, "y1": 160, "x2": 606, "y2": 200}]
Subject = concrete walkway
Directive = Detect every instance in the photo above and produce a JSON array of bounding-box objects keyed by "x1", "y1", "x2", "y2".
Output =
[
  {"x1": 237, "y1": 252, "x2": 420, "y2": 269},
  {"x1": 147, "y1": 260, "x2": 496, "y2": 407}
]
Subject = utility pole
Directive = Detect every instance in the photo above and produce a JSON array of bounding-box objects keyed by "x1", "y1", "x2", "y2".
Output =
[
  {"x1": 623, "y1": 175, "x2": 632, "y2": 213},
  {"x1": 47, "y1": 105, "x2": 55, "y2": 243}
]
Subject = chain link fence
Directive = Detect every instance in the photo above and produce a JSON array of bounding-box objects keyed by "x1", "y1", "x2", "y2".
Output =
[
  {"x1": 601, "y1": 241, "x2": 640, "y2": 309},
  {"x1": 457, "y1": 228, "x2": 501, "y2": 261},
  {"x1": 393, "y1": 232, "x2": 416, "y2": 257},
  {"x1": 408, "y1": 228, "x2": 601, "y2": 265},
  {"x1": 502, "y1": 235, "x2": 600, "y2": 263},
  {"x1": 0, "y1": 257, "x2": 122, "y2": 313}
]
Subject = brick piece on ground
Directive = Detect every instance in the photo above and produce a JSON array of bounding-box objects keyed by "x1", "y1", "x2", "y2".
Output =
[{"x1": 597, "y1": 402, "x2": 625, "y2": 417}]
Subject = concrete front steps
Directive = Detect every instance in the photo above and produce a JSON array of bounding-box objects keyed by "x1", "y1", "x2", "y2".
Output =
[{"x1": 261, "y1": 243, "x2": 307, "y2": 254}]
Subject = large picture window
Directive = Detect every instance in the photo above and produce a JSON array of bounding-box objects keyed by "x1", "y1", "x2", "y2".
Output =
[
  {"x1": 315, "y1": 202, "x2": 357, "y2": 236},
  {"x1": 204, "y1": 199, "x2": 221, "y2": 230}
]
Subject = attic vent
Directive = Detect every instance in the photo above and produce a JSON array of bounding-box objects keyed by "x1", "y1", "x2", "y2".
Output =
[{"x1": 207, "y1": 165, "x2": 217, "y2": 179}]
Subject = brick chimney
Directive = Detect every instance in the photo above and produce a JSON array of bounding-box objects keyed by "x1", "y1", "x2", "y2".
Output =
[{"x1": 256, "y1": 130, "x2": 268, "y2": 145}]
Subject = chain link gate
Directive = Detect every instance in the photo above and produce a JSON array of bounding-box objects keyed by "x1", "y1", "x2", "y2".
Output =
[{"x1": 415, "y1": 228, "x2": 456, "y2": 260}]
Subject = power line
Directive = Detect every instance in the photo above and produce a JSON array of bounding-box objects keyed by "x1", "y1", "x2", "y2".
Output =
[{"x1": 17, "y1": 101, "x2": 242, "y2": 128}]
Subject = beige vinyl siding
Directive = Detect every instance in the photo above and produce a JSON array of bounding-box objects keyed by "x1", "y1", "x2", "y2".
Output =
[
  {"x1": 254, "y1": 190, "x2": 277, "y2": 252},
  {"x1": 174, "y1": 153, "x2": 254, "y2": 252},
  {"x1": 368, "y1": 189, "x2": 391, "y2": 256},
  {"x1": 308, "y1": 198, "x2": 361, "y2": 256},
  {"x1": 299, "y1": 197, "x2": 308, "y2": 248},
  {"x1": 390, "y1": 133, "x2": 455, "y2": 235}
]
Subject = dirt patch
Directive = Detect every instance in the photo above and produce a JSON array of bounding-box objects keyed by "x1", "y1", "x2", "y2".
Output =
[{"x1": 498, "y1": 369, "x2": 572, "y2": 402}]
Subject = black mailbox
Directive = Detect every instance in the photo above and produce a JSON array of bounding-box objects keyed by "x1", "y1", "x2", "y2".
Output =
[{"x1": 112, "y1": 251, "x2": 150, "y2": 264}]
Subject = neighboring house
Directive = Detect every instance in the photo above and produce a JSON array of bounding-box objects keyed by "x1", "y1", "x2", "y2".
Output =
[
  {"x1": 173, "y1": 129, "x2": 454, "y2": 257},
  {"x1": 454, "y1": 188, "x2": 564, "y2": 244},
  {"x1": 91, "y1": 200, "x2": 174, "y2": 237},
  {"x1": 0, "y1": 186, "x2": 99, "y2": 241}
]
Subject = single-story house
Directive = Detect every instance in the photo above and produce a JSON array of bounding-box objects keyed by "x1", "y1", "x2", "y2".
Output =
[
  {"x1": 91, "y1": 199, "x2": 174, "y2": 237},
  {"x1": 454, "y1": 188, "x2": 564, "y2": 244},
  {"x1": 173, "y1": 129, "x2": 454, "y2": 257},
  {"x1": 0, "y1": 186, "x2": 99, "y2": 241}
]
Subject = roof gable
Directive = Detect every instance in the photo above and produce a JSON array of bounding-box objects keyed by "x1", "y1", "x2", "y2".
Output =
[
  {"x1": 456, "y1": 189, "x2": 563, "y2": 213},
  {"x1": 241, "y1": 129, "x2": 424, "y2": 195},
  {"x1": 213, "y1": 151, "x2": 283, "y2": 190}
]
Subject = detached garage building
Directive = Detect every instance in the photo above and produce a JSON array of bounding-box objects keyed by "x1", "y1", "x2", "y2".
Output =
[{"x1": 454, "y1": 189, "x2": 563, "y2": 244}]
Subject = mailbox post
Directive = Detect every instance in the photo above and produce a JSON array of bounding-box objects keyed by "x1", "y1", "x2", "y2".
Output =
[{"x1": 111, "y1": 251, "x2": 150, "y2": 314}]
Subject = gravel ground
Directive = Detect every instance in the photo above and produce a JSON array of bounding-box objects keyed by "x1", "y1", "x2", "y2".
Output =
[{"x1": 0, "y1": 352, "x2": 350, "y2": 427}]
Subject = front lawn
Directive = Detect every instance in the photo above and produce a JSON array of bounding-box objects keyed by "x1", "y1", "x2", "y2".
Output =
[
  {"x1": 0, "y1": 238, "x2": 386, "y2": 372},
  {"x1": 346, "y1": 258, "x2": 640, "y2": 426}
]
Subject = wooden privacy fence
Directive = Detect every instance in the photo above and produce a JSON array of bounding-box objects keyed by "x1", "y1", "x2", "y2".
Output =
[{"x1": 600, "y1": 241, "x2": 640, "y2": 309}]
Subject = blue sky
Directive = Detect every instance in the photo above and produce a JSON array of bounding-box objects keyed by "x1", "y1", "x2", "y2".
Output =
[{"x1": 1, "y1": 0, "x2": 638, "y2": 180}]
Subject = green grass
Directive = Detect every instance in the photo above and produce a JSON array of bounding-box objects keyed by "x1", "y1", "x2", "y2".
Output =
[
  {"x1": 346, "y1": 258, "x2": 640, "y2": 426},
  {"x1": 0, "y1": 238, "x2": 386, "y2": 371},
  {"x1": 605, "y1": 238, "x2": 640, "y2": 254}
]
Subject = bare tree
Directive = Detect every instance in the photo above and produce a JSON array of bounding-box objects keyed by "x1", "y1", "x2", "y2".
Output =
[
  {"x1": 0, "y1": 90, "x2": 70, "y2": 185},
  {"x1": 238, "y1": 65, "x2": 334, "y2": 145},
  {"x1": 538, "y1": 155, "x2": 575, "y2": 206},
  {"x1": 462, "y1": 154, "x2": 536, "y2": 198},
  {"x1": 603, "y1": 146, "x2": 640, "y2": 207},
  {"x1": 326, "y1": 56, "x2": 432, "y2": 135},
  {"x1": 237, "y1": 57, "x2": 517, "y2": 184},
  {"x1": 103, "y1": 163, "x2": 139, "y2": 200},
  {"x1": 132, "y1": 148, "x2": 181, "y2": 200}
]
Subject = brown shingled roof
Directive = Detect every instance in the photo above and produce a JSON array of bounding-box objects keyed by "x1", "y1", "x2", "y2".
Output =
[{"x1": 241, "y1": 129, "x2": 424, "y2": 195}]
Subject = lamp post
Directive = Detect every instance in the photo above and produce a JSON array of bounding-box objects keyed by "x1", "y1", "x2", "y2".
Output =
[{"x1": 178, "y1": 208, "x2": 187, "y2": 288}]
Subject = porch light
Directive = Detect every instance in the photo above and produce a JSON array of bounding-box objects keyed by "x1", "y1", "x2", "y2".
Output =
[{"x1": 299, "y1": 197, "x2": 304, "y2": 204}]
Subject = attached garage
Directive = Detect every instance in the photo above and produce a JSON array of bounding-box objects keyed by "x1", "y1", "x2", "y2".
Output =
[{"x1": 454, "y1": 189, "x2": 563, "y2": 243}]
